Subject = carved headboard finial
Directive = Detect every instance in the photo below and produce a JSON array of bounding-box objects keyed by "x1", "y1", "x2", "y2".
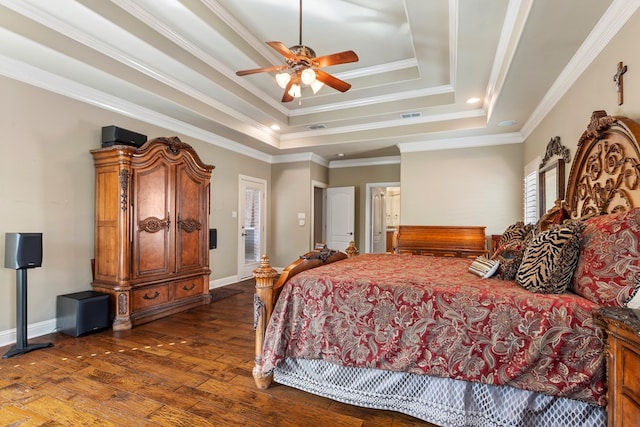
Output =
[{"x1": 579, "y1": 110, "x2": 619, "y2": 146}]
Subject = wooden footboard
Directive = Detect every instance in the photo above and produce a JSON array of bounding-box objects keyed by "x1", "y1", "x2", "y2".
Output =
[{"x1": 252, "y1": 242, "x2": 357, "y2": 388}]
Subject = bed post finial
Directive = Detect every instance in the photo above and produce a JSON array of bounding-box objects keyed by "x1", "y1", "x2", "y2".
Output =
[
  {"x1": 345, "y1": 241, "x2": 358, "y2": 258},
  {"x1": 253, "y1": 255, "x2": 277, "y2": 389}
]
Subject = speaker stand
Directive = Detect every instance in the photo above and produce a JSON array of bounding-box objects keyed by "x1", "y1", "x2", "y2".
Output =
[{"x1": 2, "y1": 269, "x2": 53, "y2": 359}]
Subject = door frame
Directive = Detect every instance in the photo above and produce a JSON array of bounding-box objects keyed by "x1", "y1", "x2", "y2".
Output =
[
  {"x1": 311, "y1": 180, "x2": 327, "y2": 249},
  {"x1": 365, "y1": 182, "x2": 400, "y2": 253},
  {"x1": 237, "y1": 174, "x2": 267, "y2": 279}
]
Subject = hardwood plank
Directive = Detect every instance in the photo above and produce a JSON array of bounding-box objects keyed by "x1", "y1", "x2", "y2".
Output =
[
  {"x1": 0, "y1": 405, "x2": 53, "y2": 426},
  {"x1": 146, "y1": 404, "x2": 217, "y2": 427},
  {"x1": 23, "y1": 395, "x2": 119, "y2": 426}
]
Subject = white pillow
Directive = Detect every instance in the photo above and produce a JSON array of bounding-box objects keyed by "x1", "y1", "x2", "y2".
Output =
[{"x1": 468, "y1": 256, "x2": 499, "y2": 278}]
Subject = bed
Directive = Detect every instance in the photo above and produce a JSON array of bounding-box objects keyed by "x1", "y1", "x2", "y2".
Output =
[{"x1": 252, "y1": 110, "x2": 640, "y2": 426}]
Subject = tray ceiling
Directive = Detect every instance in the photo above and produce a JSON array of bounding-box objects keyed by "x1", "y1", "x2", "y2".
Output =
[{"x1": 0, "y1": 0, "x2": 632, "y2": 163}]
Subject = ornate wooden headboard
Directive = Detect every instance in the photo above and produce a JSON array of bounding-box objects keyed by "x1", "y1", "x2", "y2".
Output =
[{"x1": 565, "y1": 110, "x2": 640, "y2": 219}]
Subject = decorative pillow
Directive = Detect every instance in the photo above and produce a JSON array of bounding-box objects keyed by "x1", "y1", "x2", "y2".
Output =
[
  {"x1": 516, "y1": 220, "x2": 585, "y2": 294},
  {"x1": 535, "y1": 199, "x2": 569, "y2": 233},
  {"x1": 301, "y1": 245, "x2": 339, "y2": 263},
  {"x1": 572, "y1": 207, "x2": 640, "y2": 307},
  {"x1": 468, "y1": 256, "x2": 499, "y2": 278},
  {"x1": 491, "y1": 240, "x2": 527, "y2": 280},
  {"x1": 498, "y1": 221, "x2": 533, "y2": 247}
]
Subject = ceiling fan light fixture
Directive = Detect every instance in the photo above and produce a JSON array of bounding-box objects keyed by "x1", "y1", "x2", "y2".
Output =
[
  {"x1": 310, "y1": 79, "x2": 324, "y2": 94},
  {"x1": 301, "y1": 68, "x2": 316, "y2": 85},
  {"x1": 234, "y1": 0, "x2": 358, "y2": 102},
  {"x1": 276, "y1": 72, "x2": 291, "y2": 89},
  {"x1": 288, "y1": 83, "x2": 302, "y2": 98}
]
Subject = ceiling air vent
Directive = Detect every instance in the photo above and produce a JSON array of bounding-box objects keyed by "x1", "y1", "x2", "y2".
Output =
[
  {"x1": 401, "y1": 112, "x2": 422, "y2": 119},
  {"x1": 307, "y1": 124, "x2": 326, "y2": 130}
]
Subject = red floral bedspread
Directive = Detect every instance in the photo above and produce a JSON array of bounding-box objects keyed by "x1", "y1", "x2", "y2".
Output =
[{"x1": 262, "y1": 254, "x2": 606, "y2": 406}]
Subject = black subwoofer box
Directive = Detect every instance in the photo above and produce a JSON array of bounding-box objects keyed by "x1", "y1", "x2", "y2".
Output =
[
  {"x1": 56, "y1": 291, "x2": 110, "y2": 337},
  {"x1": 101, "y1": 125, "x2": 147, "y2": 148}
]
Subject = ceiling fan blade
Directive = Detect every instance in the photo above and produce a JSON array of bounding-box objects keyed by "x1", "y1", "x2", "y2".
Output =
[
  {"x1": 281, "y1": 79, "x2": 295, "y2": 102},
  {"x1": 236, "y1": 64, "x2": 287, "y2": 76},
  {"x1": 313, "y1": 50, "x2": 359, "y2": 68},
  {"x1": 315, "y1": 69, "x2": 352, "y2": 92},
  {"x1": 266, "y1": 41, "x2": 300, "y2": 62}
]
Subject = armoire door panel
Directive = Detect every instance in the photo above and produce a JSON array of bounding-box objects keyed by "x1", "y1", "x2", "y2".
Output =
[
  {"x1": 133, "y1": 159, "x2": 174, "y2": 277},
  {"x1": 175, "y1": 163, "x2": 206, "y2": 272},
  {"x1": 94, "y1": 169, "x2": 122, "y2": 281}
]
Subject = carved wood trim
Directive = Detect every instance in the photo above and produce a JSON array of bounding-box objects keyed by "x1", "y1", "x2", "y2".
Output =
[
  {"x1": 138, "y1": 215, "x2": 170, "y2": 233},
  {"x1": 178, "y1": 216, "x2": 201, "y2": 233},
  {"x1": 540, "y1": 136, "x2": 571, "y2": 168},
  {"x1": 158, "y1": 136, "x2": 191, "y2": 154},
  {"x1": 566, "y1": 111, "x2": 640, "y2": 218},
  {"x1": 119, "y1": 169, "x2": 129, "y2": 211}
]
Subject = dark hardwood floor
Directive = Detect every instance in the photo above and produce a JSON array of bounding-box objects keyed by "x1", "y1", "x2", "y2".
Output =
[{"x1": 0, "y1": 280, "x2": 433, "y2": 426}]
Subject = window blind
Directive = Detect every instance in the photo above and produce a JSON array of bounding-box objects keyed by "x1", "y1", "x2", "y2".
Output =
[{"x1": 523, "y1": 156, "x2": 541, "y2": 224}]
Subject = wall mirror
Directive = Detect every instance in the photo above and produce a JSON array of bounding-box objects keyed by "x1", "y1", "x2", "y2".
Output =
[{"x1": 539, "y1": 136, "x2": 570, "y2": 216}]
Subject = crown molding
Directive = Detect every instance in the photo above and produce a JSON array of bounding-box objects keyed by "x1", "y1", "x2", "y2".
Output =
[
  {"x1": 288, "y1": 85, "x2": 453, "y2": 117},
  {"x1": 282, "y1": 107, "x2": 484, "y2": 140},
  {"x1": 485, "y1": 0, "x2": 533, "y2": 120},
  {"x1": 271, "y1": 152, "x2": 329, "y2": 167},
  {"x1": 398, "y1": 132, "x2": 523, "y2": 153},
  {"x1": 329, "y1": 156, "x2": 401, "y2": 169}
]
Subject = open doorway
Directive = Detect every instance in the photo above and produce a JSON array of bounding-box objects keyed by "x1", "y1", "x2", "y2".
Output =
[
  {"x1": 237, "y1": 175, "x2": 266, "y2": 279},
  {"x1": 365, "y1": 183, "x2": 400, "y2": 253},
  {"x1": 311, "y1": 180, "x2": 327, "y2": 249}
]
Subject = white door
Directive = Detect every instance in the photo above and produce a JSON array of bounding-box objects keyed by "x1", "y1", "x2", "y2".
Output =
[
  {"x1": 238, "y1": 176, "x2": 266, "y2": 279},
  {"x1": 371, "y1": 188, "x2": 386, "y2": 253},
  {"x1": 326, "y1": 186, "x2": 355, "y2": 251}
]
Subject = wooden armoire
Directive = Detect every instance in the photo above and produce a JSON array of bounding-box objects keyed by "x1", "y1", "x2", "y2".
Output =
[{"x1": 91, "y1": 137, "x2": 214, "y2": 331}]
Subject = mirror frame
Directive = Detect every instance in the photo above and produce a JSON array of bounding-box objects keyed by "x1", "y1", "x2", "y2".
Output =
[
  {"x1": 539, "y1": 159, "x2": 565, "y2": 216},
  {"x1": 538, "y1": 136, "x2": 570, "y2": 216}
]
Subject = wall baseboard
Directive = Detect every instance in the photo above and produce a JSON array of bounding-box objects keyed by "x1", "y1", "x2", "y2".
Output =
[
  {"x1": 0, "y1": 276, "x2": 248, "y2": 348},
  {"x1": 0, "y1": 319, "x2": 57, "y2": 348},
  {"x1": 209, "y1": 275, "x2": 240, "y2": 289}
]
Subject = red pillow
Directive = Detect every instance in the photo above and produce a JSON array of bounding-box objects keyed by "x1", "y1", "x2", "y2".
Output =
[{"x1": 572, "y1": 208, "x2": 640, "y2": 307}]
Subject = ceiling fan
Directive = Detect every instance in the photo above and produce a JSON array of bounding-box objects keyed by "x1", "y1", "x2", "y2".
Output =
[{"x1": 235, "y1": 0, "x2": 359, "y2": 102}]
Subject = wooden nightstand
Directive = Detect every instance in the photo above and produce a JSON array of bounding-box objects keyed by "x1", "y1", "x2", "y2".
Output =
[{"x1": 594, "y1": 307, "x2": 640, "y2": 427}]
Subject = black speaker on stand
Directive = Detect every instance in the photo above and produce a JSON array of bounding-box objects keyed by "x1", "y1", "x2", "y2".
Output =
[{"x1": 3, "y1": 232, "x2": 53, "y2": 359}]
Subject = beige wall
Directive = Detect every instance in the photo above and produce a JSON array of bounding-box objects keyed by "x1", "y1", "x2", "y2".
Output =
[
  {"x1": 197, "y1": 140, "x2": 271, "y2": 280},
  {"x1": 524, "y1": 8, "x2": 640, "y2": 186},
  {"x1": 0, "y1": 77, "x2": 269, "y2": 333},
  {"x1": 329, "y1": 163, "x2": 400, "y2": 252},
  {"x1": 270, "y1": 161, "x2": 313, "y2": 267},
  {"x1": 400, "y1": 144, "x2": 523, "y2": 235}
]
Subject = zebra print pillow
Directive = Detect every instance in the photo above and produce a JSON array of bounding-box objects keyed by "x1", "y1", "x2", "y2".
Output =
[
  {"x1": 498, "y1": 221, "x2": 533, "y2": 247},
  {"x1": 516, "y1": 220, "x2": 585, "y2": 294}
]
